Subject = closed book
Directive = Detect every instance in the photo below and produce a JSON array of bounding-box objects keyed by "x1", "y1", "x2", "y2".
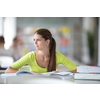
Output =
[
  {"x1": 74, "y1": 73, "x2": 100, "y2": 80},
  {"x1": 77, "y1": 65, "x2": 100, "y2": 73}
]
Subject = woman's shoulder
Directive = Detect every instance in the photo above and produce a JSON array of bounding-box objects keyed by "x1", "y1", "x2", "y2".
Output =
[
  {"x1": 25, "y1": 51, "x2": 35, "y2": 58},
  {"x1": 56, "y1": 51, "x2": 62, "y2": 55},
  {"x1": 27, "y1": 51, "x2": 35, "y2": 54},
  {"x1": 23, "y1": 51, "x2": 35, "y2": 61},
  {"x1": 56, "y1": 51, "x2": 66, "y2": 59},
  {"x1": 56, "y1": 51, "x2": 64, "y2": 58}
]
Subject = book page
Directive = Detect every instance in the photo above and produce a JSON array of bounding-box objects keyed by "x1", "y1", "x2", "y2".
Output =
[{"x1": 41, "y1": 72, "x2": 71, "y2": 76}]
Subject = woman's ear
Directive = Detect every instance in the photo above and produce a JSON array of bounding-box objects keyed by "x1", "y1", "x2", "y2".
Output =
[{"x1": 46, "y1": 39, "x2": 50, "y2": 45}]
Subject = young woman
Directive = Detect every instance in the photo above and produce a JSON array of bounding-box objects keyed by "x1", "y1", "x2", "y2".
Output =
[{"x1": 5, "y1": 28, "x2": 77, "y2": 74}]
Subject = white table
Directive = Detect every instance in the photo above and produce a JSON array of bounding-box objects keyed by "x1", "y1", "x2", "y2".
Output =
[{"x1": 0, "y1": 74, "x2": 100, "y2": 84}]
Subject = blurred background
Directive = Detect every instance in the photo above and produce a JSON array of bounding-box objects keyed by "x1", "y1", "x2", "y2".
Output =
[{"x1": 0, "y1": 17, "x2": 99, "y2": 70}]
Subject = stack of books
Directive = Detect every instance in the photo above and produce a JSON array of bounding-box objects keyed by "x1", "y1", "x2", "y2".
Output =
[{"x1": 74, "y1": 65, "x2": 100, "y2": 80}]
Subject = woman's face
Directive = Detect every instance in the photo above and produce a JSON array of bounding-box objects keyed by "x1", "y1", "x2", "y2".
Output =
[{"x1": 33, "y1": 34, "x2": 50, "y2": 50}]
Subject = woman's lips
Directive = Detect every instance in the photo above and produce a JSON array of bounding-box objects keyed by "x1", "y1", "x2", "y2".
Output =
[{"x1": 35, "y1": 45, "x2": 39, "y2": 47}]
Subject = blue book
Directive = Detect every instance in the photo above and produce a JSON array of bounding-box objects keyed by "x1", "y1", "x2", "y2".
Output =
[
  {"x1": 1, "y1": 70, "x2": 71, "y2": 78},
  {"x1": 16, "y1": 70, "x2": 34, "y2": 75},
  {"x1": 1, "y1": 70, "x2": 34, "y2": 78}
]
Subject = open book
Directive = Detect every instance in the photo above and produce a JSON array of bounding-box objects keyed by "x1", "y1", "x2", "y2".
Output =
[{"x1": 1, "y1": 70, "x2": 71, "y2": 78}]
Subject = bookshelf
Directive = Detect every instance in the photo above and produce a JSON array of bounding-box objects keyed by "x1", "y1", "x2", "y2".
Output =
[{"x1": 16, "y1": 27, "x2": 71, "y2": 56}]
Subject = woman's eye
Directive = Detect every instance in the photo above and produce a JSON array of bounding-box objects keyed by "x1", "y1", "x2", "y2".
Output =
[{"x1": 37, "y1": 39, "x2": 41, "y2": 41}]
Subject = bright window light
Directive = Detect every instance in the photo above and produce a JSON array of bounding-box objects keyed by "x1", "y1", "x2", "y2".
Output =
[
  {"x1": 0, "y1": 17, "x2": 3, "y2": 36},
  {"x1": 3, "y1": 17, "x2": 16, "y2": 50}
]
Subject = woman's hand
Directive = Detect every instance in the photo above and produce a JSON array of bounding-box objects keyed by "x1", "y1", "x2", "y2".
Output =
[
  {"x1": 31, "y1": 71, "x2": 38, "y2": 74},
  {"x1": 52, "y1": 69, "x2": 77, "y2": 73},
  {"x1": 68, "y1": 69, "x2": 77, "y2": 73}
]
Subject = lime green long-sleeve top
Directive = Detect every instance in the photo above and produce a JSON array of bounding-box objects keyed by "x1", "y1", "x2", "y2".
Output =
[{"x1": 11, "y1": 51, "x2": 77, "y2": 73}]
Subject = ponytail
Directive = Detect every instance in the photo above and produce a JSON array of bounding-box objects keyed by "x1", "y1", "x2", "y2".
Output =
[{"x1": 47, "y1": 37, "x2": 56, "y2": 72}]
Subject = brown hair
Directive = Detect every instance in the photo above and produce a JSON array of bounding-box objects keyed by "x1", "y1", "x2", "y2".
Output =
[{"x1": 34, "y1": 28, "x2": 56, "y2": 72}]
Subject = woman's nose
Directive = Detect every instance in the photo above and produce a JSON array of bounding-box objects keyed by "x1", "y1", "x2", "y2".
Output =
[{"x1": 34, "y1": 40, "x2": 37, "y2": 44}]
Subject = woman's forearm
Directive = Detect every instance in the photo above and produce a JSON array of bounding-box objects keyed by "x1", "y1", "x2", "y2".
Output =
[
  {"x1": 5, "y1": 66, "x2": 18, "y2": 73},
  {"x1": 52, "y1": 69, "x2": 77, "y2": 73}
]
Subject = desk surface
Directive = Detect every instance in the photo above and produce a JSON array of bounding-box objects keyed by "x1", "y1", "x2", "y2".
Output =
[{"x1": 0, "y1": 74, "x2": 100, "y2": 84}]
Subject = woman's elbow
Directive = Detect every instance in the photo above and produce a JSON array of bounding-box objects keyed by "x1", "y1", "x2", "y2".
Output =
[
  {"x1": 5, "y1": 66, "x2": 13, "y2": 73},
  {"x1": 5, "y1": 66, "x2": 18, "y2": 73},
  {"x1": 5, "y1": 66, "x2": 11, "y2": 73}
]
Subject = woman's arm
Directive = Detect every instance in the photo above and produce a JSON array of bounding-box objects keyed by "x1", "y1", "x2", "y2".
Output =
[
  {"x1": 5, "y1": 66, "x2": 18, "y2": 73},
  {"x1": 5, "y1": 52, "x2": 32, "y2": 74},
  {"x1": 52, "y1": 68, "x2": 77, "y2": 73},
  {"x1": 56, "y1": 52, "x2": 77, "y2": 73}
]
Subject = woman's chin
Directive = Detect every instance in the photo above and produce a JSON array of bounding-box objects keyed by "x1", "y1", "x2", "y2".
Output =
[{"x1": 36, "y1": 48, "x2": 39, "y2": 50}]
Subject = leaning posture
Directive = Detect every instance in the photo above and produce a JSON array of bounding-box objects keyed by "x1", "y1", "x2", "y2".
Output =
[{"x1": 5, "y1": 28, "x2": 77, "y2": 74}]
